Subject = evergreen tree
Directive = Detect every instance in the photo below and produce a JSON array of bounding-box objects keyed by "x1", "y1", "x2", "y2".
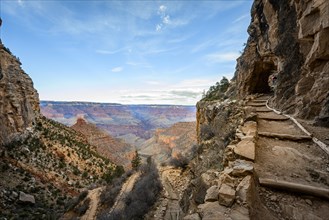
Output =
[{"x1": 131, "y1": 150, "x2": 141, "y2": 170}]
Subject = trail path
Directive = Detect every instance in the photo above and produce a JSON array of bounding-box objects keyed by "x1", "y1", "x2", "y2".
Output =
[
  {"x1": 108, "y1": 172, "x2": 140, "y2": 214},
  {"x1": 147, "y1": 167, "x2": 188, "y2": 220},
  {"x1": 80, "y1": 187, "x2": 103, "y2": 220},
  {"x1": 248, "y1": 95, "x2": 329, "y2": 219}
]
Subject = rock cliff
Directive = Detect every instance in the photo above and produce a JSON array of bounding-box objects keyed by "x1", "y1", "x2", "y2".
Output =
[
  {"x1": 179, "y1": 0, "x2": 329, "y2": 218},
  {"x1": 235, "y1": 0, "x2": 329, "y2": 127},
  {"x1": 0, "y1": 43, "x2": 40, "y2": 145},
  {"x1": 71, "y1": 118, "x2": 135, "y2": 168},
  {"x1": 0, "y1": 41, "x2": 119, "y2": 219}
]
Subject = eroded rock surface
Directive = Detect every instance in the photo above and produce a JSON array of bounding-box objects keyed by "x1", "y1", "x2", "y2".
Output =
[
  {"x1": 0, "y1": 43, "x2": 40, "y2": 145},
  {"x1": 235, "y1": 0, "x2": 329, "y2": 127}
]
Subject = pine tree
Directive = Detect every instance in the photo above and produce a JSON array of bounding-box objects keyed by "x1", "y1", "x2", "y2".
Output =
[{"x1": 131, "y1": 150, "x2": 141, "y2": 170}]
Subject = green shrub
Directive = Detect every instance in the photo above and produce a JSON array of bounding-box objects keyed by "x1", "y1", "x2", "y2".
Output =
[{"x1": 202, "y1": 77, "x2": 230, "y2": 101}]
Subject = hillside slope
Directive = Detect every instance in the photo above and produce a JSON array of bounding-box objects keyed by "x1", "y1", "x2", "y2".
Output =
[
  {"x1": 71, "y1": 118, "x2": 135, "y2": 168},
  {"x1": 0, "y1": 41, "x2": 118, "y2": 219}
]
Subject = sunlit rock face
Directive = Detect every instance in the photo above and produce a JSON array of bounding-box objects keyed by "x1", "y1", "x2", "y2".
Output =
[
  {"x1": 0, "y1": 43, "x2": 40, "y2": 145},
  {"x1": 235, "y1": 0, "x2": 329, "y2": 126}
]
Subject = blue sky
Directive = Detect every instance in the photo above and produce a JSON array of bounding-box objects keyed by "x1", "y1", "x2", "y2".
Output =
[{"x1": 1, "y1": 0, "x2": 252, "y2": 105}]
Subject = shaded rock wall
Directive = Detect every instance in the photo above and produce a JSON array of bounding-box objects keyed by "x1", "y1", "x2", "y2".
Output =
[
  {"x1": 0, "y1": 43, "x2": 40, "y2": 145},
  {"x1": 235, "y1": 0, "x2": 329, "y2": 126}
]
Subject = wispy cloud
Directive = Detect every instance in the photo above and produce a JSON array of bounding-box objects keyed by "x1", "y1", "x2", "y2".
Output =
[
  {"x1": 233, "y1": 14, "x2": 250, "y2": 23},
  {"x1": 96, "y1": 47, "x2": 129, "y2": 55},
  {"x1": 205, "y1": 52, "x2": 240, "y2": 63},
  {"x1": 111, "y1": 67, "x2": 123, "y2": 72}
]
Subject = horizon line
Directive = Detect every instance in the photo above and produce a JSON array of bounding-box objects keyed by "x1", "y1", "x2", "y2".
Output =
[{"x1": 40, "y1": 100, "x2": 197, "y2": 107}]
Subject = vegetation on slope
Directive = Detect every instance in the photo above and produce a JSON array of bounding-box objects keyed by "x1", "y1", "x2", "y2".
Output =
[
  {"x1": 0, "y1": 116, "x2": 118, "y2": 219},
  {"x1": 202, "y1": 77, "x2": 230, "y2": 101}
]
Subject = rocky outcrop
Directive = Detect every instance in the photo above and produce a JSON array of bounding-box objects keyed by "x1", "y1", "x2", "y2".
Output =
[
  {"x1": 235, "y1": 0, "x2": 329, "y2": 127},
  {"x1": 0, "y1": 41, "x2": 119, "y2": 219},
  {"x1": 139, "y1": 121, "x2": 197, "y2": 164},
  {"x1": 71, "y1": 118, "x2": 134, "y2": 168},
  {"x1": 0, "y1": 43, "x2": 40, "y2": 145}
]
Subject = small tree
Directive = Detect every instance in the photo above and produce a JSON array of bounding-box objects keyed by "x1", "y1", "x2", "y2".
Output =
[
  {"x1": 202, "y1": 77, "x2": 230, "y2": 101},
  {"x1": 131, "y1": 150, "x2": 141, "y2": 170}
]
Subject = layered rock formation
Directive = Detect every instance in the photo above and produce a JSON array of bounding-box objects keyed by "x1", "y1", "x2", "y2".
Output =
[
  {"x1": 235, "y1": 0, "x2": 329, "y2": 127},
  {"x1": 139, "y1": 121, "x2": 197, "y2": 163},
  {"x1": 41, "y1": 101, "x2": 196, "y2": 145},
  {"x1": 0, "y1": 43, "x2": 40, "y2": 145},
  {"x1": 71, "y1": 118, "x2": 135, "y2": 168}
]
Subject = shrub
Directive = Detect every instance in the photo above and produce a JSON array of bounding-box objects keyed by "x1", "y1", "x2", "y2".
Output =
[
  {"x1": 64, "y1": 190, "x2": 88, "y2": 211},
  {"x1": 113, "y1": 159, "x2": 162, "y2": 219},
  {"x1": 74, "y1": 198, "x2": 90, "y2": 216},
  {"x1": 200, "y1": 125, "x2": 214, "y2": 140},
  {"x1": 167, "y1": 154, "x2": 189, "y2": 169},
  {"x1": 82, "y1": 171, "x2": 88, "y2": 178},
  {"x1": 202, "y1": 77, "x2": 230, "y2": 101}
]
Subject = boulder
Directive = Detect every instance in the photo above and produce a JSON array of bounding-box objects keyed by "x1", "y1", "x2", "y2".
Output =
[
  {"x1": 234, "y1": 139, "x2": 255, "y2": 161},
  {"x1": 218, "y1": 183, "x2": 236, "y2": 207},
  {"x1": 198, "y1": 202, "x2": 227, "y2": 220},
  {"x1": 230, "y1": 160, "x2": 254, "y2": 177},
  {"x1": 245, "y1": 112, "x2": 257, "y2": 122},
  {"x1": 19, "y1": 191, "x2": 35, "y2": 204},
  {"x1": 240, "y1": 121, "x2": 257, "y2": 136},
  {"x1": 230, "y1": 205, "x2": 250, "y2": 220},
  {"x1": 204, "y1": 185, "x2": 219, "y2": 202},
  {"x1": 219, "y1": 173, "x2": 236, "y2": 188},
  {"x1": 236, "y1": 175, "x2": 252, "y2": 203},
  {"x1": 183, "y1": 213, "x2": 201, "y2": 220}
]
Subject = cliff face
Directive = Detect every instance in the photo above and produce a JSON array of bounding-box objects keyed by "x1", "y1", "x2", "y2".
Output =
[
  {"x1": 0, "y1": 43, "x2": 40, "y2": 145},
  {"x1": 0, "y1": 42, "x2": 118, "y2": 219},
  {"x1": 71, "y1": 118, "x2": 134, "y2": 168},
  {"x1": 235, "y1": 0, "x2": 329, "y2": 126},
  {"x1": 139, "y1": 121, "x2": 197, "y2": 163}
]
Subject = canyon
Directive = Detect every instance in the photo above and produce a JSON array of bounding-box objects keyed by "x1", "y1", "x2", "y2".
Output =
[
  {"x1": 41, "y1": 101, "x2": 196, "y2": 147},
  {"x1": 1, "y1": 0, "x2": 329, "y2": 219}
]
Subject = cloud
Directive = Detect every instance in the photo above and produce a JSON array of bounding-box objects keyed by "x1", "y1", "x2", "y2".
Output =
[
  {"x1": 156, "y1": 4, "x2": 171, "y2": 32},
  {"x1": 233, "y1": 14, "x2": 249, "y2": 23},
  {"x1": 118, "y1": 89, "x2": 202, "y2": 105},
  {"x1": 111, "y1": 67, "x2": 123, "y2": 72},
  {"x1": 169, "y1": 90, "x2": 200, "y2": 98},
  {"x1": 205, "y1": 52, "x2": 240, "y2": 63},
  {"x1": 96, "y1": 47, "x2": 129, "y2": 55}
]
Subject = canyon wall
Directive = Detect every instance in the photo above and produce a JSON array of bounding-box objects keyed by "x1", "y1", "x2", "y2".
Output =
[
  {"x1": 235, "y1": 0, "x2": 329, "y2": 127},
  {"x1": 0, "y1": 43, "x2": 40, "y2": 145}
]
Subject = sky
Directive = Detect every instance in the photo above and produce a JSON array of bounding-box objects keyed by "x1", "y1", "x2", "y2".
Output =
[{"x1": 0, "y1": 0, "x2": 252, "y2": 105}]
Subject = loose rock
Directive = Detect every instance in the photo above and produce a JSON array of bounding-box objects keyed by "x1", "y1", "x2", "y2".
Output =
[
  {"x1": 19, "y1": 191, "x2": 35, "y2": 204},
  {"x1": 218, "y1": 183, "x2": 236, "y2": 207}
]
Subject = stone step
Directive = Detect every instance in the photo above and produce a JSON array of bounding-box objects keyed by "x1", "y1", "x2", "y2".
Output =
[
  {"x1": 248, "y1": 103, "x2": 266, "y2": 107},
  {"x1": 258, "y1": 132, "x2": 312, "y2": 141},
  {"x1": 256, "y1": 108, "x2": 272, "y2": 112},
  {"x1": 253, "y1": 99, "x2": 268, "y2": 103},
  {"x1": 258, "y1": 115, "x2": 289, "y2": 121}
]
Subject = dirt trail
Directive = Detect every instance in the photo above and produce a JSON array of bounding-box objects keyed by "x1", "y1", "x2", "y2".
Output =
[
  {"x1": 249, "y1": 96, "x2": 329, "y2": 219},
  {"x1": 109, "y1": 172, "x2": 140, "y2": 214},
  {"x1": 147, "y1": 167, "x2": 189, "y2": 220},
  {"x1": 80, "y1": 187, "x2": 104, "y2": 220}
]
